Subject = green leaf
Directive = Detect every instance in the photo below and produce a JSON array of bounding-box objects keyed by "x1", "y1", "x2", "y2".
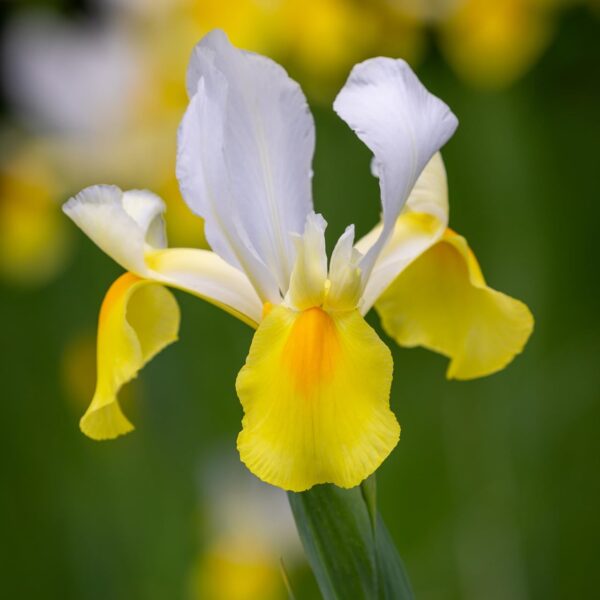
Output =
[
  {"x1": 279, "y1": 557, "x2": 297, "y2": 600},
  {"x1": 360, "y1": 474, "x2": 378, "y2": 530},
  {"x1": 288, "y1": 483, "x2": 414, "y2": 600},
  {"x1": 288, "y1": 484, "x2": 377, "y2": 599},
  {"x1": 374, "y1": 513, "x2": 414, "y2": 600}
]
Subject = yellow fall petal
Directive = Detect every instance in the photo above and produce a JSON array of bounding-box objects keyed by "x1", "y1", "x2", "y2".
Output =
[
  {"x1": 236, "y1": 305, "x2": 400, "y2": 492},
  {"x1": 80, "y1": 273, "x2": 180, "y2": 440},
  {"x1": 376, "y1": 229, "x2": 534, "y2": 380}
]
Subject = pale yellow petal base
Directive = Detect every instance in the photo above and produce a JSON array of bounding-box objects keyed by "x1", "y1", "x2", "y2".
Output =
[
  {"x1": 81, "y1": 273, "x2": 180, "y2": 440},
  {"x1": 236, "y1": 305, "x2": 400, "y2": 492},
  {"x1": 376, "y1": 229, "x2": 534, "y2": 380}
]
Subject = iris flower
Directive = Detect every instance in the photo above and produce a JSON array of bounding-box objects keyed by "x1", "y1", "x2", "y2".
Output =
[{"x1": 64, "y1": 30, "x2": 533, "y2": 492}]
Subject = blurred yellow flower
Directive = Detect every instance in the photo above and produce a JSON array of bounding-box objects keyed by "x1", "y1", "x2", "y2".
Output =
[
  {"x1": 190, "y1": 453, "x2": 301, "y2": 600},
  {"x1": 391, "y1": 0, "x2": 462, "y2": 22},
  {"x1": 194, "y1": 0, "x2": 424, "y2": 98},
  {"x1": 195, "y1": 549, "x2": 284, "y2": 600},
  {"x1": 190, "y1": 0, "x2": 568, "y2": 92},
  {"x1": 60, "y1": 331, "x2": 97, "y2": 410},
  {"x1": 0, "y1": 145, "x2": 70, "y2": 285},
  {"x1": 272, "y1": 0, "x2": 379, "y2": 89},
  {"x1": 438, "y1": 0, "x2": 555, "y2": 88}
]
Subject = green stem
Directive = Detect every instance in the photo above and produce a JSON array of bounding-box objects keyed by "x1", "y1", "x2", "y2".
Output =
[{"x1": 287, "y1": 479, "x2": 414, "y2": 600}]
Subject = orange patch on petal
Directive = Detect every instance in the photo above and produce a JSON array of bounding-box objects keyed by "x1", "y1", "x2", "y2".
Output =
[
  {"x1": 282, "y1": 307, "x2": 340, "y2": 396},
  {"x1": 98, "y1": 272, "x2": 141, "y2": 329}
]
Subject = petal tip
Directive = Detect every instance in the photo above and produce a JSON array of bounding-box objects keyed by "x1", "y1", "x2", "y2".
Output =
[
  {"x1": 63, "y1": 184, "x2": 122, "y2": 215},
  {"x1": 79, "y1": 398, "x2": 134, "y2": 441},
  {"x1": 445, "y1": 300, "x2": 534, "y2": 381}
]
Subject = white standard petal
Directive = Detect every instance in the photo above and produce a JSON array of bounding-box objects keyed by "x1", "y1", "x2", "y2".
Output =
[
  {"x1": 177, "y1": 29, "x2": 316, "y2": 302},
  {"x1": 334, "y1": 57, "x2": 458, "y2": 283},
  {"x1": 356, "y1": 153, "x2": 450, "y2": 313}
]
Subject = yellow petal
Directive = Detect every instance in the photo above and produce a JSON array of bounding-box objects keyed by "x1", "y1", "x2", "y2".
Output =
[
  {"x1": 80, "y1": 273, "x2": 180, "y2": 440},
  {"x1": 236, "y1": 305, "x2": 400, "y2": 491},
  {"x1": 376, "y1": 229, "x2": 534, "y2": 380},
  {"x1": 286, "y1": 213, "x2": 328, "y2": 311}
]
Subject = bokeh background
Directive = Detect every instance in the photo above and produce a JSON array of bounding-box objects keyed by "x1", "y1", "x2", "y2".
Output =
[{"x1": 1, "y1": 0, "x2": 599, "y2": 598}]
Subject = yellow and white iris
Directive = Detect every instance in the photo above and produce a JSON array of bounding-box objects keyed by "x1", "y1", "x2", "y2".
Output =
[{"x1": 64, "y1": 30, "x2": 533, "y2": 492}]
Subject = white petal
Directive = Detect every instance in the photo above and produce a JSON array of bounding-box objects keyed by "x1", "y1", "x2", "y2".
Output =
[
  {"x1": 63, "y1": 185, "x2": 165, "y2": 275},
  {"x1": 334, "y1": 57, "x2": 457, "y2": 282},
  {"x1": 325, "y1": 225, "x2": 363, "y2": 311},
  {"x1": 356, "y1": 153, "x2": 449, "y2": 313},
  {"x1": 177, "y1": 73, "x2": 276, "y2": 301},
  {"x1": 64, "y1": 185, "x2": 262, "y2": 326},
  {"x1": 177, "y1": 29, "x2": 316, "y2": 301},
  {"x1": 285, "y1": 213, "x2": 328, "y2": 311}
]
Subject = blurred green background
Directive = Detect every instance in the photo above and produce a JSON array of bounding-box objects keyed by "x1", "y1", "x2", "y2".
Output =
[{"x1": 1, "y1": 1, "x2": 599, "y2": 599}]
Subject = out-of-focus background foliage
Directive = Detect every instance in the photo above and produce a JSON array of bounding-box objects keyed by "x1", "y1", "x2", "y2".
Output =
[{"x1": 1, "y1": 0, "x2": 598, "y2": 598}]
